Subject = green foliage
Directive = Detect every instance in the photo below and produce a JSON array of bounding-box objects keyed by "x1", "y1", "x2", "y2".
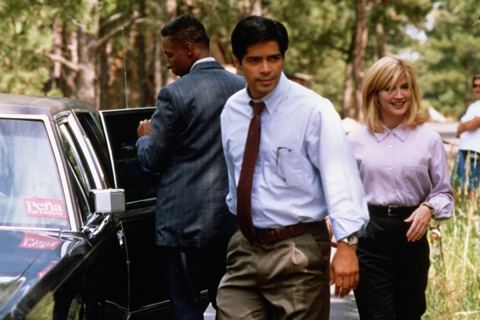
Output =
[
  {"x1": 268, "y1": 0, "x2": 354, "y2": 108},
  {"x1": 187, "y1": 0, "x2": 245, "y2": 63},
  {"x1": 0, "y1": 0, "x2": 54, "y2": 94},
  {"x1": 0, "y1": 0, "x2": 477, "y2": 119},
  {"x1": 416, "y1": 0, "x2": 480, "y2": 118}
]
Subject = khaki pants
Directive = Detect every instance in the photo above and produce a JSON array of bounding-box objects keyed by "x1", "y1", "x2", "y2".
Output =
[{"x1": 216, "y1": 226, "x2": 331, "y2": 320}]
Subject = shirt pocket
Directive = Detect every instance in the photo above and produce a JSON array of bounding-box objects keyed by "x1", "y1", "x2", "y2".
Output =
[{"x1": 276, "y1": 148, "x2": 307, "y2": 187}]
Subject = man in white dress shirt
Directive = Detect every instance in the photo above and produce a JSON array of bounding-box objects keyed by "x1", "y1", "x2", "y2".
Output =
[{"x1": 216, "y1": 15, "x2": 369, "y2": 320}]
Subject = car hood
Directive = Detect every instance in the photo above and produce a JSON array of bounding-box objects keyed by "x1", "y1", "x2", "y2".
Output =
[{"x1": 0, "y1": 229, "x2": 81, "y2": 316}]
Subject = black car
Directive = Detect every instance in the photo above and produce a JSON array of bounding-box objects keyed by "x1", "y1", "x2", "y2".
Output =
[{"x1": 0, "y1": 94, "x2": 209, "y2": 319}]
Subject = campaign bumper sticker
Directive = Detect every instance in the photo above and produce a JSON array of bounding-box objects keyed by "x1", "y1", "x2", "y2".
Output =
[
  {"x1": 19, "y1": 232, "x2": 61, "y2": 250},
  {"x1": 24, "y1": 198, "x2": 66, "y2": 219}
]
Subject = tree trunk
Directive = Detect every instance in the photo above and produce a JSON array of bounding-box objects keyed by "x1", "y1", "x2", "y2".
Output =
[
  {"x1": 76, "y1": 25, "x2": 96, "y2": 105},
  {"x1": 97, "y1": 16, "x2": 110, "y2": 109},
  {"x1": 342, "y1": 59, "x2": 355, "y2": 119},
  {"x1": 342, "y1": 0, "x2": 369, "y2": 120},
  {"x1": 154, "y1": 0, "x2": 176, "y2": 92},
  {"x1": 60, "y1": 26, "x2": 78, "y2": 99},
  {"x1": 342, "y1": 29, "x2": 355, "y2": 118},
  {"x1": 372, "y1": 0, "x2": 388, "y2": 61},
  {"x1": 134, "y1": 0, "x2": 153, "y2": 107},
  {"x1": 375, "y1": 21, "x2": 387, "y2": 59},
  {"x1": 351, "y1": 0, "x2": 369, "y2": 121},
  {"x1": 50, "y1": 21, "x2": 63, "y2": 93},
  {"x1": 250, "y1": 0, "x2": 262, "y2": 15}
]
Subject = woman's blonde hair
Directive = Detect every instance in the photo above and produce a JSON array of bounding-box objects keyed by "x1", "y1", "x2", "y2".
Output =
[{"x1": 362, "y1": 55, "x2": 425, "y2": 132}]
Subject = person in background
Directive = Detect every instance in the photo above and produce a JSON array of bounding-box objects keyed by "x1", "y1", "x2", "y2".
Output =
[
  {"x1": 348, "y1": 55, "x2": 454, "y2": 320},
  {"x1": 452, "y1": 74, "x2": 480, "y2": 194},
  {"x1": 136, "y1": 14, "x2": 244, "y2": 320},
  {"x1": 217, "y1": 15, "x2": 369, "y2": 320}
]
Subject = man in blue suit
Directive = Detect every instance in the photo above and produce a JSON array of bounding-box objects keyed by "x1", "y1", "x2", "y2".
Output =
[{"x1": 136, "y1": 15, "x2": 244, "y2": 320}]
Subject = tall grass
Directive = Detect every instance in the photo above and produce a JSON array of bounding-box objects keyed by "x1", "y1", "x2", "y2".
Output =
[{"x1": 425, "y1": 191, "x2": 480, "y2": 319}]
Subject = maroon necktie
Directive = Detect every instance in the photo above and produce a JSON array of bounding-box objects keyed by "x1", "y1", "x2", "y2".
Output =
[{"x1": 236, "y1": 101, "x2": 265, "y2": 242}]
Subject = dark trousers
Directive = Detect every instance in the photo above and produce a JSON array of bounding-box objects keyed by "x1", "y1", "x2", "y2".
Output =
[
  {"x1": 162, "y1": 240, "x2": 229, "y2": 320},
  {"x1": 354, "y1": 215, "x2": 430, "y2": 320}
]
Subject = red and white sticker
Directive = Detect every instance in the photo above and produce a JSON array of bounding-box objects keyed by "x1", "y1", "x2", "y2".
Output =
[
  {"x1": 24, "y1": 198, "x2": 66, "y2": 219},
  {"x1": 19, "y1": 232, "x2": 61, "y2": 250}
]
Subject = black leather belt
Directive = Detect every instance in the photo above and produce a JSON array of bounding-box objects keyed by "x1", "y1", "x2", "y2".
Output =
[
  {"x1": 368, "y1": 205, "x2": 418, "y2": 218},
  {"x1": 254, "y1": 221, "x2": 326, "y2": 244}
]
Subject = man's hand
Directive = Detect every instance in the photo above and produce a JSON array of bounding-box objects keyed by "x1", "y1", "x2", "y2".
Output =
[
  {"x1": 404, "y1": 205, "x2": 432, "y2": 242},
  {"x1": 330, "y1": 242, "x2": 359, "y2": 297},
  {"x1": 137, "y1": 119, "x2": 152, "y2": 137}
]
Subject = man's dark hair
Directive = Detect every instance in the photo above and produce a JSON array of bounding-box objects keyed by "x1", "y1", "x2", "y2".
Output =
[
  {"x1": 231, "y1": 16, "x2": 289, "y2": 62},
  {"x1": 161, "y1": 14, "x2": 210, "y2": 48}
]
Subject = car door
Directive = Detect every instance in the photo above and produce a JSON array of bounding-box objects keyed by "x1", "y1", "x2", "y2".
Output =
[
  {"x1": 55, "y1": 111, "x2": 130, "y2": 318},
  {"x1": 0, "y1": 109, "x2": 128, "y2": 319},
  {"x1": 98, "y1": 108, "x2": 174, "y2": 317}
]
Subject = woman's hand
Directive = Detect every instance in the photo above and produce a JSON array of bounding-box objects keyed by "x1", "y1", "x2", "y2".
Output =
[{"x1": 404, "y1": 205, "x2": 433, "y2": 242}]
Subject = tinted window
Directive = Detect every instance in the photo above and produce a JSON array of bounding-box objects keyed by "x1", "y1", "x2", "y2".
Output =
[
  {"x1": 59, "y1": 124, "x2": 93, "y2": 218},
  {"x1": 100, "y1": 109, "x2": 157, "y2": 204},
  {"x1": 0, "y1": 119, "x2": 68, "y2": 229},
  {"x1": 76, "y1": 112, "x2": 114, "y2": 185}
]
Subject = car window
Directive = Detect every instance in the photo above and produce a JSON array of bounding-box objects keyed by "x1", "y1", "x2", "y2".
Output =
[
  {"x1": 76, "y1": 112, "x2": 114, "y2": 185},
  {"x1": 59, "y1": 124, "x2": 94, "y2": 219},
  {"x1": 100, "y1": 108, "x2": 158, "y2": 205},
  {"x1": 0, "y1": 118, "x2": 68, "y2": 229}
]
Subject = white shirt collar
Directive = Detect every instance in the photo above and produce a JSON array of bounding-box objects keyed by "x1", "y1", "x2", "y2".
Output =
[
  {"x1": 190, "y1": 57, "x2": 216, "y2": 71},
  {"x1": 247, "y1": 72, "x2": 290, "y2": 114}
]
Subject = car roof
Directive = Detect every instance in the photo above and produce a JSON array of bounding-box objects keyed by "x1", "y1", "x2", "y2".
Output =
[{"x1": 0, "y1": 93, "x2": 96, "y2": 117}]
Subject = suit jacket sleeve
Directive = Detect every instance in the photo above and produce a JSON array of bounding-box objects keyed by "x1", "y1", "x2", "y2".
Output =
[{"x1": 136, "y1": 87, "x2": 180, "y2": 172}]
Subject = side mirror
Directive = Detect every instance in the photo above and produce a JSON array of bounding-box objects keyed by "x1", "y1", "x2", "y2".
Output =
[{"x1": 91, "y1": 189, "x2": 125, "y2": 214}]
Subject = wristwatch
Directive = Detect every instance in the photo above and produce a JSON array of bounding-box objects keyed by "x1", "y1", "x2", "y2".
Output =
[{"x1": 338, "y1": 233, "x2": 358, "y2": 246}]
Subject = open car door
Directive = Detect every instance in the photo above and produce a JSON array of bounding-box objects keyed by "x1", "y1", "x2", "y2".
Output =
[{"x1": 99, "y1": 107, "x2": 175, "y2": 318}]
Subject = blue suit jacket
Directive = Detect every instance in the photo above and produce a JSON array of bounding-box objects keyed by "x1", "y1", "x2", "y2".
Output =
[{"x1": 137, "y1": 61, "x2": 244, "y2": 247}]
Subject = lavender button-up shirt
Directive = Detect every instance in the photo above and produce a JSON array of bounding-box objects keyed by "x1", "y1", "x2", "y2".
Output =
[{"x1": 348, "y1": 124, "x2": 453, "y2": 220}]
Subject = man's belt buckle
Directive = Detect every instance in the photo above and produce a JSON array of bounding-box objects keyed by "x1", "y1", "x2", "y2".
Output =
[{"x1": 387, "y1": 205, "x2": 399, "y2": 217}]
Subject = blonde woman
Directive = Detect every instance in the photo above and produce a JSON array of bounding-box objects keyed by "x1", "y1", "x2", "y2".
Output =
[{"x1": 348, "y1": 56, "x2": 453, "y2": 320}]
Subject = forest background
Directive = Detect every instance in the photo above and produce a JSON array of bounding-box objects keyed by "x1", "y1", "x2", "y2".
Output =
[{"x1": 1, "y1": 0, "x2": 480, "y2": 121}]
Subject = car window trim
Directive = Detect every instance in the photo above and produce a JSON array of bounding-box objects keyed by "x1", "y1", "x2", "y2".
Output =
[
  {"x1": 59, "y1": 124, "x2": 94, "y2": 214},
  {"x1": 66, "y1": 113, "x2": 108, "y2": 190},
  {"x1": 0, "y1": 113, "x2": 78, "y2": 231}
]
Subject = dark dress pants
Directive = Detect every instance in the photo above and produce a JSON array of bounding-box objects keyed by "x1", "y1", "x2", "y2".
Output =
[
  {"x1": 354, "y1": 215, "x2": 430, "y2": 320},
  {"x1": 162, "y1": 239, "x2": 229, "y2": 320}
]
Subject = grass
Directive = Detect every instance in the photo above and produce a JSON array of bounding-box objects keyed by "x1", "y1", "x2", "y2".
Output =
[{"x1": 425, "y1": 190, "x2": 480, "y2": 319}]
